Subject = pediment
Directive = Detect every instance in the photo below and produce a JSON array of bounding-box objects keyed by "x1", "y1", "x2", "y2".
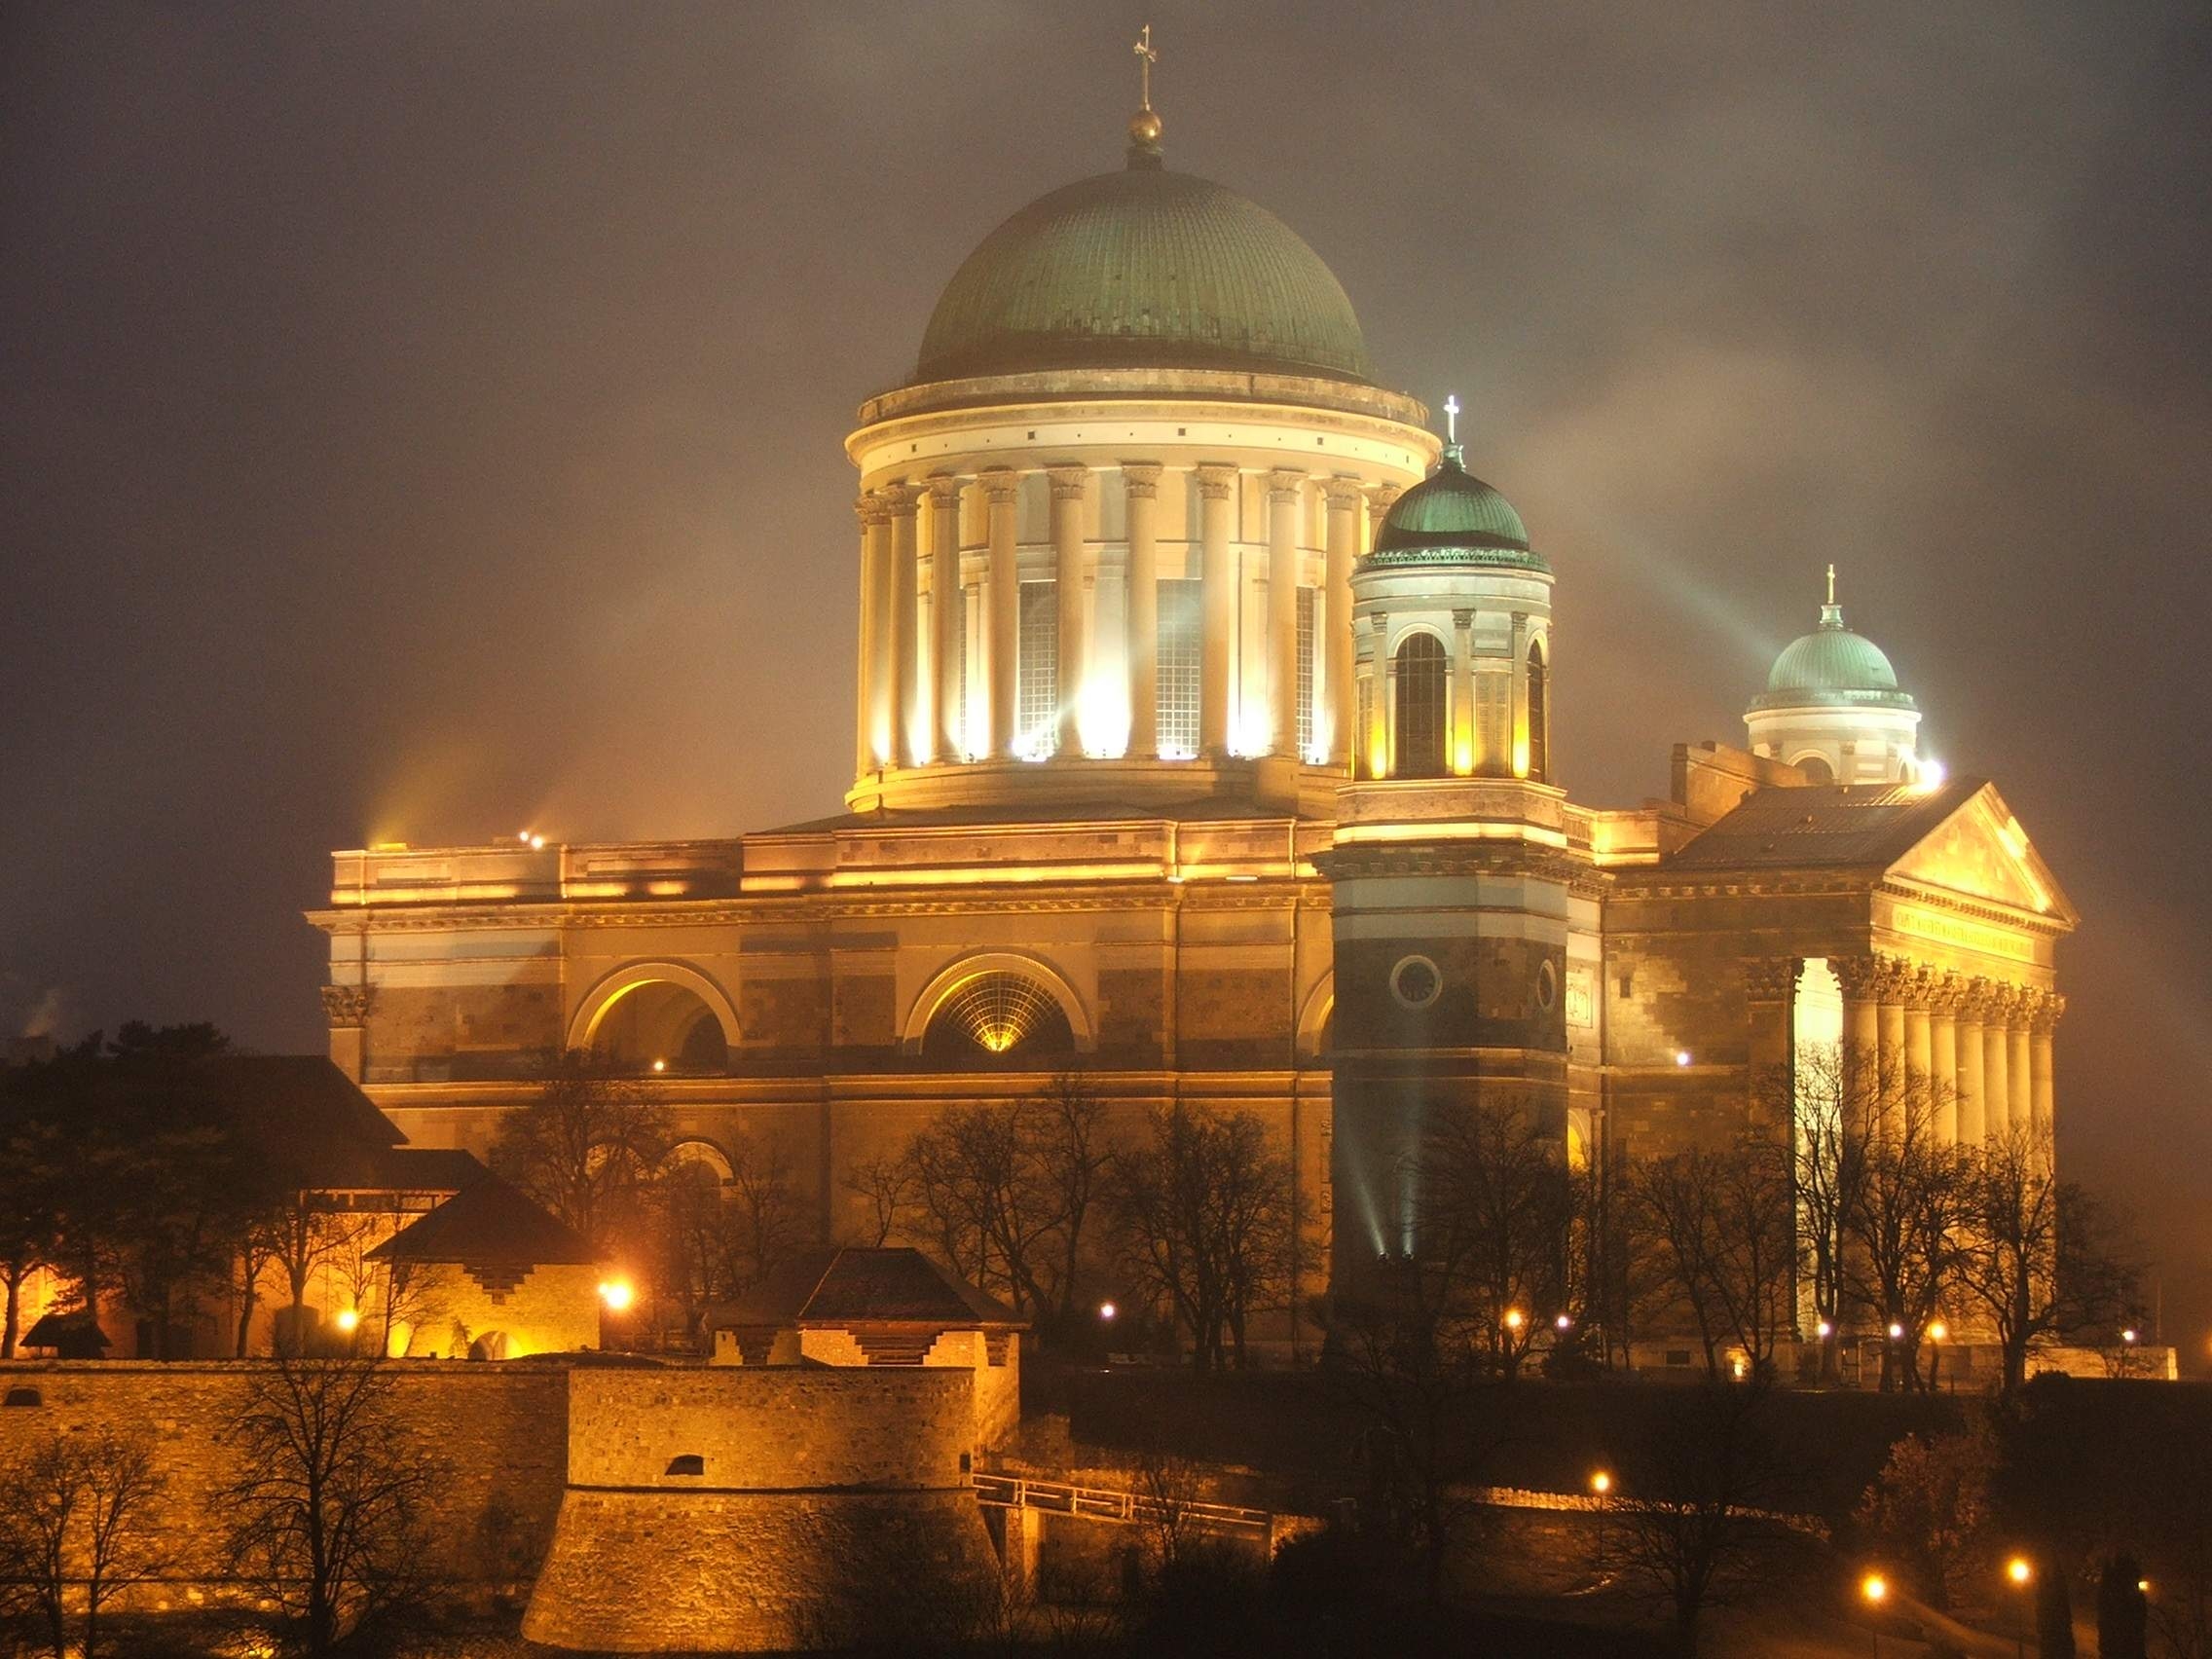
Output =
[{"x1": 1887, "y1": 785, "x2": 2076, "y2": 925}]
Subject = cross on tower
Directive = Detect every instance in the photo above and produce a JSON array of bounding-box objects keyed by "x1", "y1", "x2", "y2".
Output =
[
  {"x1": 1826, "y1": 562, "x2": 1836, "y2": 606},
  {"x1": 1443, "y1": 393, "x2": 1460, "y2": 445},
  {"x1": 1133, "y1": 24, "x2": 1157, "y2": 110}
]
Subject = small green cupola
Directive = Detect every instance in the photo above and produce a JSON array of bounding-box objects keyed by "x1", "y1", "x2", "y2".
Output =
[{"x1": 1745, "y1": 568, "x2": 1926, "y2": 786}]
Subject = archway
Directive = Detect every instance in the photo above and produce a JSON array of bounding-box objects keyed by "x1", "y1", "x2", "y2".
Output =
[
  {"x1": 903, "y1": 952, "x2": 1091, "y2": 1065},
  {"x1": 569, "y1": 963, "x2": 740, "y2": 1075}
]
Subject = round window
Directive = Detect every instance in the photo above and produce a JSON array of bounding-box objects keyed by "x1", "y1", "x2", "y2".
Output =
[
  {"x1": 1389, "y1": 954, "x2": 1442, "y2": 1010},
  {"x1": 1537, "y1": 960, "x2": 1559, "y2": 1012}
]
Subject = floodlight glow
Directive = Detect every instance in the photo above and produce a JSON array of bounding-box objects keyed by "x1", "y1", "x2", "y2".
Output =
[
  {"x1": 2008, "y1": 1557, "x2": 2032, "y2": 1586},
  {"x1": 1816, "y1": 1319, "x2": 1833, "y2": 1339},
  {"x1": 651, "y1": 1058, "x2": 667, "y2": 1074},
  {"x1": 1674, "y1": 1051, "x2": 1692, "y2": 1067},
  {"x1": 1589, "y1": 1471, "x2": 1610, "y2": 1495},
  {"x1": 599, "y1": 1278, "x2": 634, "y2": 1312},
  {"x1": 1862, "y1": 1573, "x2": 1887, "y2": 1604},
  {"x1": 334, "y1": 1309, "x2": 360, "y2": 1334}
]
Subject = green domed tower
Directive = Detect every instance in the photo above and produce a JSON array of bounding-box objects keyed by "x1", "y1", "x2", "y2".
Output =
[{"x1": 1745, "y1": 568, "x2": 1925, "y2": 785}]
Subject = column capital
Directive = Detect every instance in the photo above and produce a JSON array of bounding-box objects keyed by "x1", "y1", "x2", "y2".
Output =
[
  {"x1": 980, "y1": 466, "x2": 1020, "y2": 505},
  {"x1": 320, "y1": 984, "x2": 374, "y2": 1027},
  {"x1": 1452, "y1": 608, "x2": 1474, "y2": 632},
  {"x1": 1832, "y1": 954, "x2": 1882, "y2": 1002},
  {"x1": 1367, "y1": 611, "x2": 1390, "y2": 638},
  {"x1": 1046, "y1": 463, "x2": 1089, "y2": 502},
  {"x1": 1121, "y1": 461, "x2": 1164, "y2": 498},
  {"x1": 881, "y1": 481, "x2": 924, "y2": 515},
  {"x1": 1195, "y1": 462, "x2": 1238, "y2": 500},
  {"x1": 2028, "y1": 990, "x2": 2066, "y2": 1032},
  {"x1": 923, "y1": 473, "x2": 964, "y2": 506},
  {"x1": 1958, "y1": 976, "x2": 2002, "y2": 1022},
  {"x1": 1365, "y1": 482, "x2": 1404, "y2": 514},
  {"x1": 1266, "y1": 466, "x2": 1308, "y2": 501},
  {"x1": 1321, "y1": 474, "x2": 1368, "y2": 508},
  {"x1": 855, "y1": 494, "x2": 891, "y2": 528},
  {"x1": 1744, "y1": 955, "x2": 1801, "y2": 1001},
  {"x1": 1925, "y1": 970, "x2": 1968, "y2": 1015}
]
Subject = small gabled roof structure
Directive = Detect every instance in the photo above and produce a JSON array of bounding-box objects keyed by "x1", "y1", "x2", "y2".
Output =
[
  {"x1": 708, "y1": 1248, "x2": 1021, "y2": 1332},
  {"x1": 365, "y1": 1174, "x2": 597, "y2": 1269}
]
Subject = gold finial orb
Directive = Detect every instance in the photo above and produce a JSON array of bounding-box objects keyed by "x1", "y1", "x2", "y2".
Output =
[{"x1": 1129, "y1": 107, "x2": 1162, "y2": 145}]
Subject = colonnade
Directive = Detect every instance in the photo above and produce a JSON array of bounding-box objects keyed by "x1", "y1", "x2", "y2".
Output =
[
  {"x1": 852, "y1": 464, "x2": 1401, "y2": 777},
  {"x1": 1822, "y1": 954, "x2": 2062, "y2": 1149}
]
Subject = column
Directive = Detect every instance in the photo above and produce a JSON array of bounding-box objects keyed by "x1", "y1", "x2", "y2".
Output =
[
  {"x1": 1197, "y1": 464, "x2": 1237, "y2": 757},
  {"x1": 1048, "y1": 464, "x2": 1088, "y2": 757},
  {"x1": 1902, "y1": 967, "x2": 1934, "y2": 1141},
  {"x1": 1928, "y1": 975, "x2": 1961, "y2": 1145},
  {"x1": 1123, "y1": 462, "x2": 1162, "y2": 758},
  {"x1": 1365, "y1": 482, "x2": 1402, "y2": 551},
  {"x1": 926, "y1": 476, "x2": 963, "y2": 764},
  {"x1": 2030, "y1": 992, "x2": 2062, "y2": 1163},
  {"x1": 1451, "y1": 609, "x2": 1474, "y2": 775},
  {"x1": 1744, "y1": 957, "x2": 1799, "y2": 1136},
  {"x1": 1376, "y1": 613, "x2": 1396, "y2": 776},
  {"x1": 1833, "y1": 955, "x2": 1882, "y2": 1134},
  {"x1": 1321, "y1": 478, "x2": 1363, "y2": 768},
  {"x1": 1955, "y1": 981, "x2": 1988, "y2": 1145},
  {"x1": 1267, "y1": 468, "x2": 1304, "y2": 757},
  {"x1": 2008, "y1": 1002, "x2": 2033, "y2": 1144},
  {"x1": 885, "y1": 482, "x2": 923, "y2": 768},
  {"x1": 1876, "y1": 958, "x2": 1908, "y2": 1140},
  {"x1": 853, "y1": 494, "x2": 890, "y2": 777},
  {"x1": 1508, "y1": 610, "x2": 1530, "y2": 776},
  {"x1": 1980, "y1": 986, "x2": 2011, "y2": 1142},
  {"x1": 982, "y1": 469, "x2": 1019, "y2": 760}
]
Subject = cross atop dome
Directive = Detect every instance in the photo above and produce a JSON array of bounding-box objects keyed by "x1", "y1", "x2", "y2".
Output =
[{"x1": 1127, "y1": 24, "x2": 1164, "y2": 167}]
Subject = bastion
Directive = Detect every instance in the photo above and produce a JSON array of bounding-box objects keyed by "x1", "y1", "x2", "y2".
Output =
[{"x1": 521, "y1": 1363, "x2": 1000, "y2": 1653}]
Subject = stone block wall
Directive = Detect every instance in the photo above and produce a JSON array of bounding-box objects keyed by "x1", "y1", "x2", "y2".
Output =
[{"x1": 391, "y1": 1261, "x2": 602, "y2": 1360}]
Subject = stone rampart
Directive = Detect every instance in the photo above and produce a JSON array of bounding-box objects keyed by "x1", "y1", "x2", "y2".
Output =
[
  {"x1": 522, "y1": 1365, "x2": 999, "y2": 1652},
  {"x1": 0, "y1": 1360, "x2": 568, "y2": 1593}
]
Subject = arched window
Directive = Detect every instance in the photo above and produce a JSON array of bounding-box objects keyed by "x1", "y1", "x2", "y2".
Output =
[
  {"x1": 590, "y1": 981, "x2": 729, "y2": 1075},
  {"x1": 1526, "y1": 638, "x2": 1548, "y2": 784},
  {"x1": 1393, "y1": 632, "x2": 1448, "y2": 778},
  {"x1": 922, "y1": 972, "x2": 1075, "y2": 1065},
  {"x1": 1795, "y1": 754, "x2": 1834, "y2": 786}
]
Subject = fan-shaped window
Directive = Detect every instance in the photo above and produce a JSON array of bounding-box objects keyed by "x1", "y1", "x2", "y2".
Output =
[
  {"x1": 1526, "y1": 639, "x2": 1548, "y2": 784},
  {"x1": 1393, "y1": 632, "x2": 1448, "y2": 779},
  {"x1": 922, "y1": 972, "x2": 1075, "y2": 1065}
]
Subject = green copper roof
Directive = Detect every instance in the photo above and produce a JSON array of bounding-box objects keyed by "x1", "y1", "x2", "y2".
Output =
[
  {"x1": 913, "y1": 164, "x2": 1373, "y2": 386},
  {"x1": 1750, "y1": 603, "x2": 1917, "y2": 712},
  {"x1": 1363, "y1": 447, "x2": 1545, "y2": 571}
]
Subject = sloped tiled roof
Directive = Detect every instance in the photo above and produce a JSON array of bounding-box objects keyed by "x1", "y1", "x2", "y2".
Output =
[
  {"x1": 709, "y1": 1248, "x2": 1019, "y2": 1330},
  {"x1": 365, "y1": 1174, "x2": 597, "y2": 1267},
  {"x1": 1663, "y1": 778, "x2": 1981, "y2": 871}
]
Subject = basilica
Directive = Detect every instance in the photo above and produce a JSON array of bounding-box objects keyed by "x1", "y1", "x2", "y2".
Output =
[{"x1": 311, "y1": 88, "x2": 2073, "y2": 1346}]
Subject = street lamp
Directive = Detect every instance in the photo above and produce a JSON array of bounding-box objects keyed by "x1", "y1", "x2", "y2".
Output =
[
  {"x1": 1589, "y1": 1470, "x2": 1611, "y2": 1577},
  {"x1": 1862, "y1": 1572, "x2": 1888, "y2": 1656},
  {"x1": 1928, "y1": 1320, "x2": 1947, "y2": 1391},
  {"x1": 2007, "y1": 1556, "x2": 2033, "y2": 1658}
]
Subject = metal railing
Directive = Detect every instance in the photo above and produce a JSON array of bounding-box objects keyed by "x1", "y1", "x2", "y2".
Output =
[{"x1": 972, "y1": 1473, "x2": 1273, "y2": 1538}]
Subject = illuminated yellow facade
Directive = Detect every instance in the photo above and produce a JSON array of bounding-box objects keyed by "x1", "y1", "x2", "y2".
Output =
[{"x1": 310, "y1": 100, "x2": 2074, "y2": 1353}]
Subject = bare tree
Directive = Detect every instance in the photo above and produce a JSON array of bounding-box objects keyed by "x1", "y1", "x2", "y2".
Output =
[
  {"x1": 1628, "y1": 1139, "x2": 1796, "y2": 1381},
  {"x1": 1844, "y1": 1067, "x2": 1969, "y2": 1391},
  {"x1": 490, "y1": 1048, "x2": 667, "y2": 1250},
  {"x1": 1111, "y1": 1103, "x2": 1291, "y2": 1370},
  {"x1": 0, "y1": 1430, "x2": 166, "y2": 1659},
  {"x1": 840, "y1": 1151, "x2": 914, "y2": 1247},
  {"x1": 225, "y1": 1355, "x2": 438, "y2": 1654},
  {"x1": 1607, "y1": 1381, "x2": 1797, "y2": 1655},
  {"x1": 258, "y1": 1192, "x2": 370, "y2": 1355},
  {"x1": 1419, "y1": 1096, "x2": 1572, "y2": 1377}
]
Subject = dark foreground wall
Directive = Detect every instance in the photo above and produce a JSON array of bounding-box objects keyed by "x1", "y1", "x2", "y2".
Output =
[{"x1": 0, "y1": 1360, "x2": 570, "y2": 1593}]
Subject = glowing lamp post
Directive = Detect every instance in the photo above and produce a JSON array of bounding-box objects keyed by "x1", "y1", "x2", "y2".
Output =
[
  {"x1": 598, "y1": 1277, "x2": 634, "y2": 1312},
  {"x1": 2007, "y1": 1556, "x2": 2033, "y2": 1658},
  {"x1": 1862, "y1": 1572, "x2": 1888, "y2": 1655},
  {"x1": 1589, "y1": 1471, "x2": 1611, "y2": 1578}
]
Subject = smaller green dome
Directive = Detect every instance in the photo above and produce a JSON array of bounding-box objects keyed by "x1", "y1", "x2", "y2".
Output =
[
  {"x1": 1365, "y1": 447, "x2": 1545, "y2": 571},
  {"x1": 1751, "y1": 602, "x2": 1917, "y2": 712}
]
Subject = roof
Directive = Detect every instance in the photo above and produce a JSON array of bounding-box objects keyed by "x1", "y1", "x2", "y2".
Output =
[
  {"x1": 366, "y1": 1174, "x2": 598, "y2": 1268},
  {"x1": 1365, "y1": 448, "x2": 1544, "y2": 571},
  {"x1": 1750, "y1": 602, "x2": 1915, "y2": 712},
  {"x1": 1663, "y1": 777, "x2": 1983, "y2": 870},
  {"x1": 709, "y1": 1248, "x2": 1020, "y2": 1330},
  {"x1": 913, "y1": 163, "x2": 1371, "y2": 387}
]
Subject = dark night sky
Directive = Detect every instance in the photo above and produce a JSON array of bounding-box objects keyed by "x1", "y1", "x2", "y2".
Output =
[{"x1": 5, "y1": 4, "x2": 2208, "y2": 1359}]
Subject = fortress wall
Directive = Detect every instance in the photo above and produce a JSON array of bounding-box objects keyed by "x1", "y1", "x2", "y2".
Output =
[
  {"x1": 0, "y1": 1361, "x2": 568, "y2": 1585},
  {"x1": 566, "y1": 1364, "x2": 974, "y2": 1490}
]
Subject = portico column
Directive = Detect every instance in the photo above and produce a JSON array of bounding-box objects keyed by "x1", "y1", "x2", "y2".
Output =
[
  {"x1": 2030, "y1": 992, "x2": 2063, "y2": 1163},
  {"x1": 1451, "y1": 609, "x2": 1475, "y2": 775},
  {"x1": 927, "y1": 475, "x2": 963, "y2": 764},
  {"x1": 1928, "y1": 975, "x2": 1961, "y2": 1145},
  {"x1": 1744, "y1": 957, "x2": 1800, "y2": 1136},
  {"x1": 1267, "y1": 468, "x2": 1305, "y2": 757},
  {"x1": 1980, "y1": 986, "x2": 2012, "y2": 1141},
  {"x1": 1123, "y1": 463, "x2": 1162, "y2": 758},
  {"x1": 2007, "y1": 1001, "x2": 2033, "y2": 1147},
  {"x1": 1876, "y1": 958, "x2": 1908, "y2": 1139},
  {"x1": 1955, "y1": 982, "x2": 1988, "y2": 1145},
  {"x1": 854, "y1": 494, "x2": 891, "y2": 777},
  {"x1": 884, "y1": 482, "x2": 923, "y2": 768},
  {"x1": 982, "y1": 469, "x2": 1019, "y2": 760},
  {"x1": 1321, "y1": 478, "x2": 1363, "y2": 768},
  {"x1": 1048, "y1": 464, "x2": 1088, "y2": 757},
  {"x1": 1903, "y1": 968, "x2": 1934, "y2": 1141},
  {"x1": 1197, "y1": 464, "x2": 1237, "y2": 757},
  {"x1": 1833, "y1": 955, "x2": 1883, "y2": 1131}
]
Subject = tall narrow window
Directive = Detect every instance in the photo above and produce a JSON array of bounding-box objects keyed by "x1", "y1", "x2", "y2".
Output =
[
  {"x1": 1393, "y1": 632, "x2": 1448, "y2": 778},
  {"x1": 1526, "y1": 638, "x2": 1548, "y2": 783},
  {"x1": 1296, "y1": 586, "x2": 1316, "y2": 758},
  {"x1": 1156, "y1": 578, "x2": 1201, "y2": 758},
  {"x1": 1017, "y1": 580, "x2": 1057, "y2": 758}
]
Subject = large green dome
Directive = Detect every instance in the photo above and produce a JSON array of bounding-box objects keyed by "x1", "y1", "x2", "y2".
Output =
[
  {"x1": 913, "y1": 162, "x2": 1373, "y2": 386},
  {"x1": 1751, "y1": 603, "x2": 1917, "y2": 711},
  {"x1": 1365, "y1": 448, "x2": 1545, "y2": 571}
]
